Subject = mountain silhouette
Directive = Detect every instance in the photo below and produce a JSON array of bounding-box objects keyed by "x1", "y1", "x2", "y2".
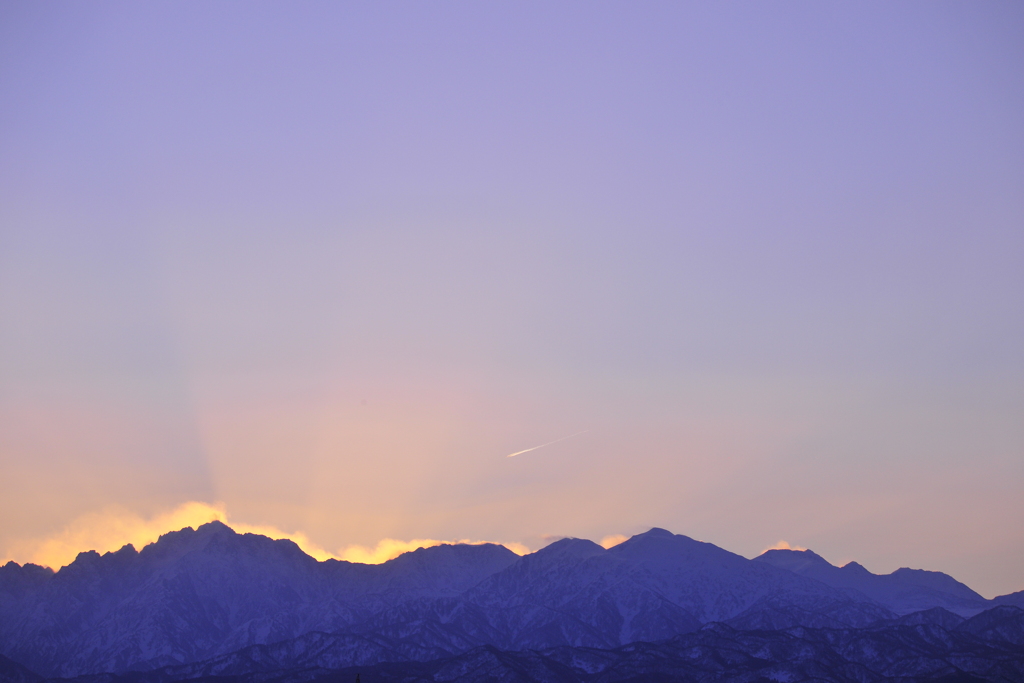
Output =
[
  {"x1": 755, "y1": 547, "x2": 990, "y2": 616},
  {"x1": 0, "y1": 523, "x2": 1020, "y2": 680}
]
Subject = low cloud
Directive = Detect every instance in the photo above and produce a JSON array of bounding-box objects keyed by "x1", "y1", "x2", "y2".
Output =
[
  {"x1": 2, "y1": 501, "x2": 531, "y2": 569},
  {"x1": 3, "y1": 501, "x2": 337, "y2": 568},
  {"x1": 762, "y1": 539, "x2": 808, "y2": 553},
  {"x1": 339, "y1": 538, "x2": 531, "y2": 564},
  {"x1": 599, "y1": 534, "x2": 629, "y2": 549}
]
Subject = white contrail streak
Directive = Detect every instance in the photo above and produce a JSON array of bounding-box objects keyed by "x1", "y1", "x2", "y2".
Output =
[{"x1": 505, "y1": 430, "x2": 588, "y2": 458}]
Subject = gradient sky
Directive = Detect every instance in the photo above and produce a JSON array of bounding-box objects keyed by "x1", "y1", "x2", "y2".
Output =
[{"x1": 1, "y1": 2, "x2": 1022, "y2": 597}]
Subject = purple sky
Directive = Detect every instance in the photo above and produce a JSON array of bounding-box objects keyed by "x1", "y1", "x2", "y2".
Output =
[{"x1": 1, "y1": 2, "x2": 1022, "y2": 597}]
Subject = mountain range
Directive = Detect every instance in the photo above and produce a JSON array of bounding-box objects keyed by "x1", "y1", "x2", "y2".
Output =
[{"x1": 1, "y1": 522, "x2": 1021, "y2": 681}]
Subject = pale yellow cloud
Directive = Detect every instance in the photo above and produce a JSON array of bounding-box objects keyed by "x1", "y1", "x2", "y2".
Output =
[
  {"x1": 599, "y1": 534, "x2": 629, "y2": 549},
  {"x1": 501, "y1": 541, "x2": 532, "y2": 556},
  {"x1": 1, "y1": 501, "x2": 335, "y2": 568},
  {"x1": 1, "y1": 501, "x2": 530, "y2": 570},
  {"x1": 761, "y1": 539, "x2": 808, "y2": 553},
  {"x1": 338, "y1": 537, "x2": 530, "y2": 564}
]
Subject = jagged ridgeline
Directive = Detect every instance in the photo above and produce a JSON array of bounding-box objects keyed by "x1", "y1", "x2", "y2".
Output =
[{"x1": 1, "y1": 523, "x2": 1022, "y2": 682}]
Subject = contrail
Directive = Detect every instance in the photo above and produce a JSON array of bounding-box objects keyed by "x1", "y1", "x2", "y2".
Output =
[{"x1": 506, "y1": 430, "x2": 588, "y2": 458}]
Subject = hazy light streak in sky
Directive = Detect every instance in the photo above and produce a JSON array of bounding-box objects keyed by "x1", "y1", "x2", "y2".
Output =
[{"x1": 506, "y1": 431, "x2": 588, "y2": 458}]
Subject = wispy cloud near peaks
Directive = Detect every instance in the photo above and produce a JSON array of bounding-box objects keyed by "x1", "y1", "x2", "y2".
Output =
[
  {"x1": 762, "y1": 540, "x2": 808, "y2": 554},
  {"x1": 338, "y1": 538, "x2": 530, "y2": 564},
  {"x1": 599, "y1": 534, "x2": 628, "y2": 549},
  {"x1": 0, "y1": 501, "x2": 531, "y2": 569}
]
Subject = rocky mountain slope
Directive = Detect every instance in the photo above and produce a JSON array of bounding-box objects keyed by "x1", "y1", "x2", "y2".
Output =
[
  {"x1": 0, "y1": 523, "x2": 1020, "y2": 679},
  {"x1": 755, "y1": 547, "x2": 990, "y2": 616},
  {"x1": 993, "y1": 590, "x2": 1024, "y2": 609},
  {"x1": 0, "y1": 522, "x2": 518, "y2": 676},
  {"x1": 29, "y1": 606, "x2": 1024, "y2": 683}
]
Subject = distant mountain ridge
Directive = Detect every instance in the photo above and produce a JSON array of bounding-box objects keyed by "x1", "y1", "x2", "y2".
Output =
[
  {"x1": 57, "y1": 606, "x2": 1024, "y2": 683},
  {"x1": 754, "y1": 547, "x2": 990, "y2": 616},
  {"x1": 0, "y1": 522, "x2": 1019, "y2": 679}
]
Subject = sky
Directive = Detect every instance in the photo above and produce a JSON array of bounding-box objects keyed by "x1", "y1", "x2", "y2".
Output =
[{"x1": 1, "y1": 2, "x2": 1022, "y2": 598}]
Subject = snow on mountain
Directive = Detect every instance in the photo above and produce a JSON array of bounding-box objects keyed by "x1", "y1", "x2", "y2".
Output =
[
  {"x1": 0, "y1": 522, "x2": 516, "y2": 677},
  {"x1": 336, "y1": 540, "x2": 520, "y2": 600},
  {"x1": 43, "y1": 606, "x2": 1024, "y2": 683},
  {"x1": 0, "y1": 653, "x2": 43, "y2": 683},
  {"x1": 754, "y1": 547, "x2": 989, "y2": 616},
  {"x1": 462, "y1": 535, "x2": 703, "y2": 649},
  {"x1": 607, "y1": 529, "x2": 890, "y2": 628},
  {"x1": 0, "y1": 523, "x2": 1007, "y2": 677},
  {"x1": 957, "y1": 605, "x2": 1024, "y2": 645},
  {"x1": 886, "y1": 606, "x2": 966, "y2": 630},
  {"x1": 992, "y1": 589, "x2": 1024, "y2": 609}
]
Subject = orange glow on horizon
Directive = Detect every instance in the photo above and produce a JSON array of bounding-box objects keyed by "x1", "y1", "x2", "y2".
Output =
[
  {"x1": 599, "y1": 534, "x2": 628, "y2": 549},
  {"x1": 338, "y1": 537, "x2": 531, "y2": 564},
  {"x1": 761, "y1": 539, "x2": 808, "y2": 554},
  {"x1": 0, "y1": 501, "x2": 530, "y2": 570}
]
